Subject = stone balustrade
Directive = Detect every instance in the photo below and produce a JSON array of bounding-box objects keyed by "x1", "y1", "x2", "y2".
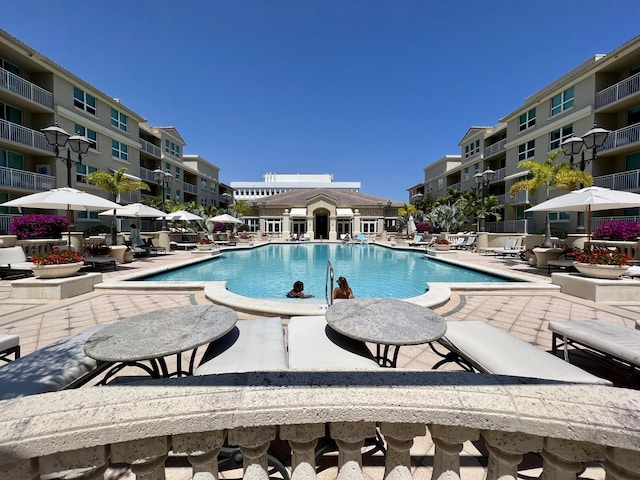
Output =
[{"x1": 0, "y1": 370, "x2": 639, "y2": 480}]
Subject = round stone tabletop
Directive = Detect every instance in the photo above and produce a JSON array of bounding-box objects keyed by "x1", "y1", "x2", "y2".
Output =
[
  {"x1": 326, "y1": 298, "x2": 446, "y2": 345},
  {"x1": 84, "y1": 305, "x2": 237, "y2": 362}
]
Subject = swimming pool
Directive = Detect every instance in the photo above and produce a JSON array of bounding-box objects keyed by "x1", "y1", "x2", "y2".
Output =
[{"x1": 142, "y1": 244, "x2": 510, "y2": 299}]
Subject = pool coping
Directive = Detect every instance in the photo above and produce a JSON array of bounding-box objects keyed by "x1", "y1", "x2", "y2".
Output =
[{"x1": 95, "y1": 243, "x2": 559, "y2": 317}]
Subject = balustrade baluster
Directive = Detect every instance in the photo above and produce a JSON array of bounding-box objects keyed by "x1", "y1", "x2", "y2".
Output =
[
  {"x1": 228, "y1": 426, "x2": 276, "y2": 476},
  {"x1": 482, "y1": 431, "x2": 542, "y2": 480},
  {"x1": 541, "y1": 438, "x2": 604, "y2": 480},
  {"x1": 172, "y1": 430, "x2": 225, "y2": 478},
  {"x1": 428, "y1": 425, "x2": 478, "y2": 478},
  {"x1": 604, "y1": 447, "x2": 640, "y2": 479},
  {"x1": 329, "y1": 422, "x2": 375, "y2": 471},
  {"x1": 280, "y1": 423, "x2": 325, "y2": 477},
  {"x1": 111, "y1": 436, "x2": 170, "y2": 480},
  {"x1": 380, "y1": 422, "x2": 424, "y2": 479}
]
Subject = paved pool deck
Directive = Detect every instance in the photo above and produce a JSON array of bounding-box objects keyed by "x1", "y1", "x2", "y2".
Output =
[{"x1": 1, "y1": 241, "x2": 638, "y2": 480}]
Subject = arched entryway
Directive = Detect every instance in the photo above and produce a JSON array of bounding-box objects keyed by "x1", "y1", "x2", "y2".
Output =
[{"x1": 314, "y1": 209, "x2": 329, "y2": 240}]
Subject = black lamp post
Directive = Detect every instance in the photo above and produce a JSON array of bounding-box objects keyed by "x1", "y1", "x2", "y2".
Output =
[
  {"x1": 42, "y1": 123, "x2": 91, "y2": 187},
  {"x1": 473, "y1": 169, "x2": 495, "y2": 232},
  {"x1": 153, "y1": 169, "x2": 173, "y2": 231},
  {"x1": 561, "y1": 124, "x2": 611, "y2": 232}
]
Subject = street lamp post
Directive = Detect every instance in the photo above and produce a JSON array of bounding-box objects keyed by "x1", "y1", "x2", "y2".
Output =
[
  {"x1": 561, "y1": 124, "x2": 611, "y2": 232},
  {"x1": 153, "y1": 169, "x2": 173, "y2": 231},
  {"x1": 42, "y1": 123, "x2": 91, "y2": 187},
  {"x1": 473, "y1": 169, "x2": 495, "y2": 232}
]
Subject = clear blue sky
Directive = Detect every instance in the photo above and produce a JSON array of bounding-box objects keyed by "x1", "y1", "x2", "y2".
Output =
[{"x1": 3, "y1": 1, "x2": 639, "y2": 201}]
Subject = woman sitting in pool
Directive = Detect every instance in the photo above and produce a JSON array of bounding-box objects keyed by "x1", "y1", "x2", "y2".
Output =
[
  {"x1": 287, "y1": 280, "x2": 313, "y2": 298},
  {"x1": 333, "y1": 276, "x2": 354, "y2": 300}
]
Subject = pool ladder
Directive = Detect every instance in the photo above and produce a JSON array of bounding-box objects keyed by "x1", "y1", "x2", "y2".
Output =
[{"x1": 325, "y1": 260, "x2": 334, "y2": 306}]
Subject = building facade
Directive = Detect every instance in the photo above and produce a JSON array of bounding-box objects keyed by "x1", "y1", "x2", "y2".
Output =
[
  {"x1": 0, "y1": 29, "x2": 228, "y2": 234},
  {"x1": 412, "y1": 35, "x2": 640, "y2": 235},
  {"x1": 231, "y1": 173, "x2": 360, "y2": 202}
]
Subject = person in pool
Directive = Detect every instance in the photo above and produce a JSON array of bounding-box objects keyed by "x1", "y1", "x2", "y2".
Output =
[
  {"x1": 332, "y1": 276, "x2": 355, "y2": 300},
  {"x1": 286, "y1": 280, "x2": 313, "y2": 298}
]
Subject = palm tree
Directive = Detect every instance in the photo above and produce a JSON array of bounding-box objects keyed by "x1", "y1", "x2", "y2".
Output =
[
  {"x1": 88, "y1": 168, "x2": 150, "y2": 244},
  {"x1": 397, "y1": 203, "x2": 418, "y2": 234},
  {"x1": 509, "y1": 150, "x2": 592, "y2": 247},
  {"x1": 425, "y1": 204, "x2": 466, "y2": 233}
]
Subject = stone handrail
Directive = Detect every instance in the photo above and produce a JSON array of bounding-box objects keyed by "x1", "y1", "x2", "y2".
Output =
[
  {"x1": 590, "y1": 239, "x2": 640, "y2": 260},
  {"x1": 1, "y1": 371, "x2": 639, "y2": 479}
]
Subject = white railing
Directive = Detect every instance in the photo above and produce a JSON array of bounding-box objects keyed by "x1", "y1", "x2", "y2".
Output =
[
  {"x1": 491, "y1": 167, "x2": 506, "y2": 182},
  {"x1": 139, "y1": 166, "x2": 160, "y2": 183},
  {"x1": 1, "y1": 371, "x2": 638, "y2": 480},
  {"x1": 483, "y1": 138, "x2": 506, "y2": 158},
  {"x1": 0, "y1": 119, "x2": 51, "y2": 151},
  {"x1": 184, "y1": 182, "x2": 198, "y2": 194},
  {"x1": 0, "y1": 166, "x2": 56, "y2": 192},
  {"x1": 0, "y1": 67, "x2": 54, "y2": 109},
  {"x1": 601, "y1": 123, "x2": 640, "y2": 152},
  {"x1": 596, "y1": 71, "x2": 640, "y2": 109},
  {"x1": 140, "y1": 138, "x2": 162, "y2": 157},
  {"x1": 595, "y1": 169, "x2": 640, "y2": 191}
]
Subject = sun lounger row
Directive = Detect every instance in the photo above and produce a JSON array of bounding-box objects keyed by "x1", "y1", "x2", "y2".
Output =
[{"x1": 0, "y1": 246, "x2": 34, "y2": 279}]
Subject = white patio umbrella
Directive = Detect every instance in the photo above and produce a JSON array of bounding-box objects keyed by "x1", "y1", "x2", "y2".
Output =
[
  {"x1": 210, "y1": 213, "x2": 243, "y2": 224},
  {"x1": 407, "y1": 215, "x2": 417, "y2": 235},
  {"x1": 525, "y1": 186, "x2": 640, "y2": 244},
  {"x1": 161, "y1": 210, "x2": 203, "y2": 221},
  {"x1": 1, "y1": 187, "x2": 122, "y2": 247},
  {"x1": 99, "y1": 203, "x2": 165, "y2": 219}
]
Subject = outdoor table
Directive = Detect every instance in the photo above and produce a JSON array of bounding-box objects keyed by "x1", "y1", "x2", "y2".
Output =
[
  {"x1": 325, "y1": 298, "x2": 447, "y2": 367},
  {"x1": 84, "y1": 305, "x2": 237, "y2": 381}
]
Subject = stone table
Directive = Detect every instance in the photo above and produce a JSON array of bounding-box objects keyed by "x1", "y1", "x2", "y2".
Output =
[
  {"x1": 326, "y1": 298, "x2": 447, "y2": 367},
  {"x1": 84, "y1": 305, "x2": 237, "y2": 379}
]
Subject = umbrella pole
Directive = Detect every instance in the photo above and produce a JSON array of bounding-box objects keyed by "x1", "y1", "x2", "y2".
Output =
[
  {"x1": 67, "y1": 205, "x2": 71, "y2": 249},
  {"x1": 586, "y1": 206, "x2": 592, "y2": 249}
]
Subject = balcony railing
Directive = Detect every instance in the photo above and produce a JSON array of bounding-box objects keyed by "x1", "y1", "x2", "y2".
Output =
[
  {"x1": 0, "y1": 165, "x2": 56, "y2": 192},
  {"x1": 594, "y1": 169, "x2": 640, "y2": 191},
  {"x1": 1, "y1": 371, "x2": 638, "y2": 480},
  {"x1": 0, "y1": 119, "x2": 51, "y2": 151},
  {"x1": 600, "y1": 123, "x2": 640, "y2": 153},
  {"x1": 483, "y1": 138, "x2": 506, "y2": 158},
  {"x1": 184, "y1": 182, "x2": 198, "y2": 194},
  {"x1": 0, "y1": 67, "x2": 54, "y2": 109},
  {"x1": 139, "y1": 138, "x2": 161, "y2": 158},
  {"x1": 596, "y1": 71, "x2": 640, "y2": 109}
]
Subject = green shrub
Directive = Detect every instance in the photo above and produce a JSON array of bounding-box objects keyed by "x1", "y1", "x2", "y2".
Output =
[{"x1": 84, "y1": 224, "x2": 111, "y2": 238}]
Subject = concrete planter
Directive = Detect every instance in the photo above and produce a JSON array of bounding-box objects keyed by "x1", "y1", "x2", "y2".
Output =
[
  {"x1": 434, "y1": 244, "x2": 451, "y2": 251},
  {"x1": 196, "y1": 243, "x2": 214, "y2": 251},
  {"x1": 573, "y1": 262, "x2": 627, "y2": 280},
  {"x1": 30, "y1": 262, "x2": 84, "y2": 279}
]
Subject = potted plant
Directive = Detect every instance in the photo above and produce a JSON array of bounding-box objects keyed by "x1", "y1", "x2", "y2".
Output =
[
  {"x1": 30, "y1": 247, "x2": 85, "y2": 279},
  {"x1": 197, "y1": 237, "x2": 214, "y2": 250},
  {"x1": 565, "y1": 248, "x2": 632, "y2": 279},
  {"x1": 434, "y1": 238, "x2": 451, "y2": 251},
  {"x1": 86, "y1": 244, "x2": 112, "y2": 257}
]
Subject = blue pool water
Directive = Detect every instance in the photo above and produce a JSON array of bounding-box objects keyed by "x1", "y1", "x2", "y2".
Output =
[{"x1": 142, "y1": 244, "x2": 511, "y2": 299}]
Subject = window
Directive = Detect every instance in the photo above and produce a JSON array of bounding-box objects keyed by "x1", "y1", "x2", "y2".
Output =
[
  {"x1": 245, "y1": 218, "x2": 259, "y2": 232},
  {"x1": 426, "y1": 183, "x2": 433, "y2": 193},
  {"x1": 74, "y1": 124, "x2": 97, "y2": 150},
  {"x1": 111, "y1": 140, "x2": 128, "y2": 161},
  {"x1": 77, "y1": 211, "x2": 99, "y2": 220},
  {"x1": 164, "y1": 140, "x2": 181, "y2": 157},
  {"x1": 549, "y1": 212, "x2": 570, "y2": 221},
  {"x1": 464, "y1": 140, "x2": 480, "y2": 158},
  {"x1": 265, "y1": 218, "x2": 282, "y2": 233},
  {"x1": 211, "y1": 182, "x2": 217, "y2": 193},
  {"x1": 474, "y1": 163, "x2": 480, "y2": 175},
  {"x1": 463, "y1": 167, "x2": 469, "y2": 181},
  {"x1": 175, "y1": 190, "x2": 181, "y2": 202},
  {"x1": 519, "y1": 108, "x2": 536, "y2": 131},
  {"x1": 550, "y1": 125, "x2": 573, "y2": 150},
  {"x1": 0, "y1": 148, "x2": 24, "y2": 169},
  {"x1": 0, "y1": 58, "x2": 20, "y2": 75},
  {"x1": 76, "y1": 164, "x2": 97, "y2": 184},
  {"x1": 73, "y1": 87, "x2": 96, "y2": 115},
  {"x1": 175, "y1": 167, "x2": 181, "y2": 180},
  {"x1": 551, "y1": 87, "x2": 574, "y2": 116},
  {"x1": 0, "y1": 102, "x2": 22, "y2": 124},
  {"x1": 436, "y1": 179, "x2": 444, "y2": 190},
  {"x1": 360, "y1": 219, "x2": 378, "y2": 234},
  {"x1": 518, "y1": 140, "x2": 535, "y2": 161},
  {"x1": 110, "y1": 108, "x2": 127, "y2": 132},
  {"x1": 201, "y1": 178, "x2": 207, "y2": 190}
]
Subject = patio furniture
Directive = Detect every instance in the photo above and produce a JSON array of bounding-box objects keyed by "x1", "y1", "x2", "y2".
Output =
[
  {"x1": 287, "y1": 316, "x2": 380, "y2": 370},
  {"x1": 195, "y1": 317, "x2": 288, "y2": 375},
  {"x1": 83, "y1": 256, "x2": 117, "y2": 271},
  {"x1": 0, "y1": 246, "x2": 34, "y2": 279},
  {"x1": 494, "y1": 238, "x2": 524, "y2": 257},
  {"x1": 0, "y1": 325, "x2": 112, "y2": 400},
  {"x1": 0, "y1": 334, "x2": 20, "y2": 362},
  {"x1": 479, "y1": 237, "x2": 518, "y2": 256},
  {"x1": 84, "y1": 305, "x2": 237, "y2": 381},
  {"x1": 356, "y1": 233, "x2": 368, "y2": 244},
  {"x1": 549, "y1": 319, "x2": 640, "y2": 372},
  {"x1": 433, "y1": 321, "x2": 611, "y2": 385},
  {"x1": 325, "y1": 298, "x2": 446, "y2": 367}
]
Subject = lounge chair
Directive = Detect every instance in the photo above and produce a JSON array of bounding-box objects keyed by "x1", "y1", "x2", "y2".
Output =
[
  {"x1": 356, "y1": 233, "x2": 368, "y2": 244},
  {"x1": 461, "y1": 235, "x2": 476, "y2": 250},
  {"x1": 407, "y1": 235, "x2": 423, "y2": 246},
  {"x1": 494, "y1": 237, "x2": 524, "y2": 257},
  {"x1": 480, "y1": 237, "x2": 519, "y2": 256},
  {"x1": 0, "y1": 246, "x2": 34, "y2": 279},
  {"x1": 449, "y1": 237, "x2": 466, "y2": 249}
]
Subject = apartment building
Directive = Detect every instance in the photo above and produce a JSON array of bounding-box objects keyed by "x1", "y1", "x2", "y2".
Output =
[
  {"x1": 0, "y1": 29, "x2": 229, "y2": 234},
  {"x1": 412, "y1": 34, "x2": 640, "y2": 234},
  {"x1": 231, "y1": 173, "x2": 360, "y2": 202}
]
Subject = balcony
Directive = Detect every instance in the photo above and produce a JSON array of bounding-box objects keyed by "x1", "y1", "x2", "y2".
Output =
[
  {"x1": 140, "y1": 138, "x2": 161, "y2": 158},
  {"x1": 184, "y1": 182, "x2": 198, "y2": 194},
  {"x1": 594, "y1": 168, "x2": 640, "y2": 191},
  {"x1": 595, "y1": 71, "x2": 640, "y2": 109},
  {"x1": 0, "y1": 68, "x2": 54, "y2": 110},
  {"x1": 600, "y1": 123, "x2": 640, "y2": 154},
  {"x1": 0, "y1": 165, "x2": 56, "y2": 192},
  {"x1": 0, "y1": 119, "x2": 51, "y2": 152},
  {"x1": 483, "y1": 138, "x2": 506, "y2": 158},
  {"x1": 1, "y1": 370, "x2": 638, "y2": 479}
]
